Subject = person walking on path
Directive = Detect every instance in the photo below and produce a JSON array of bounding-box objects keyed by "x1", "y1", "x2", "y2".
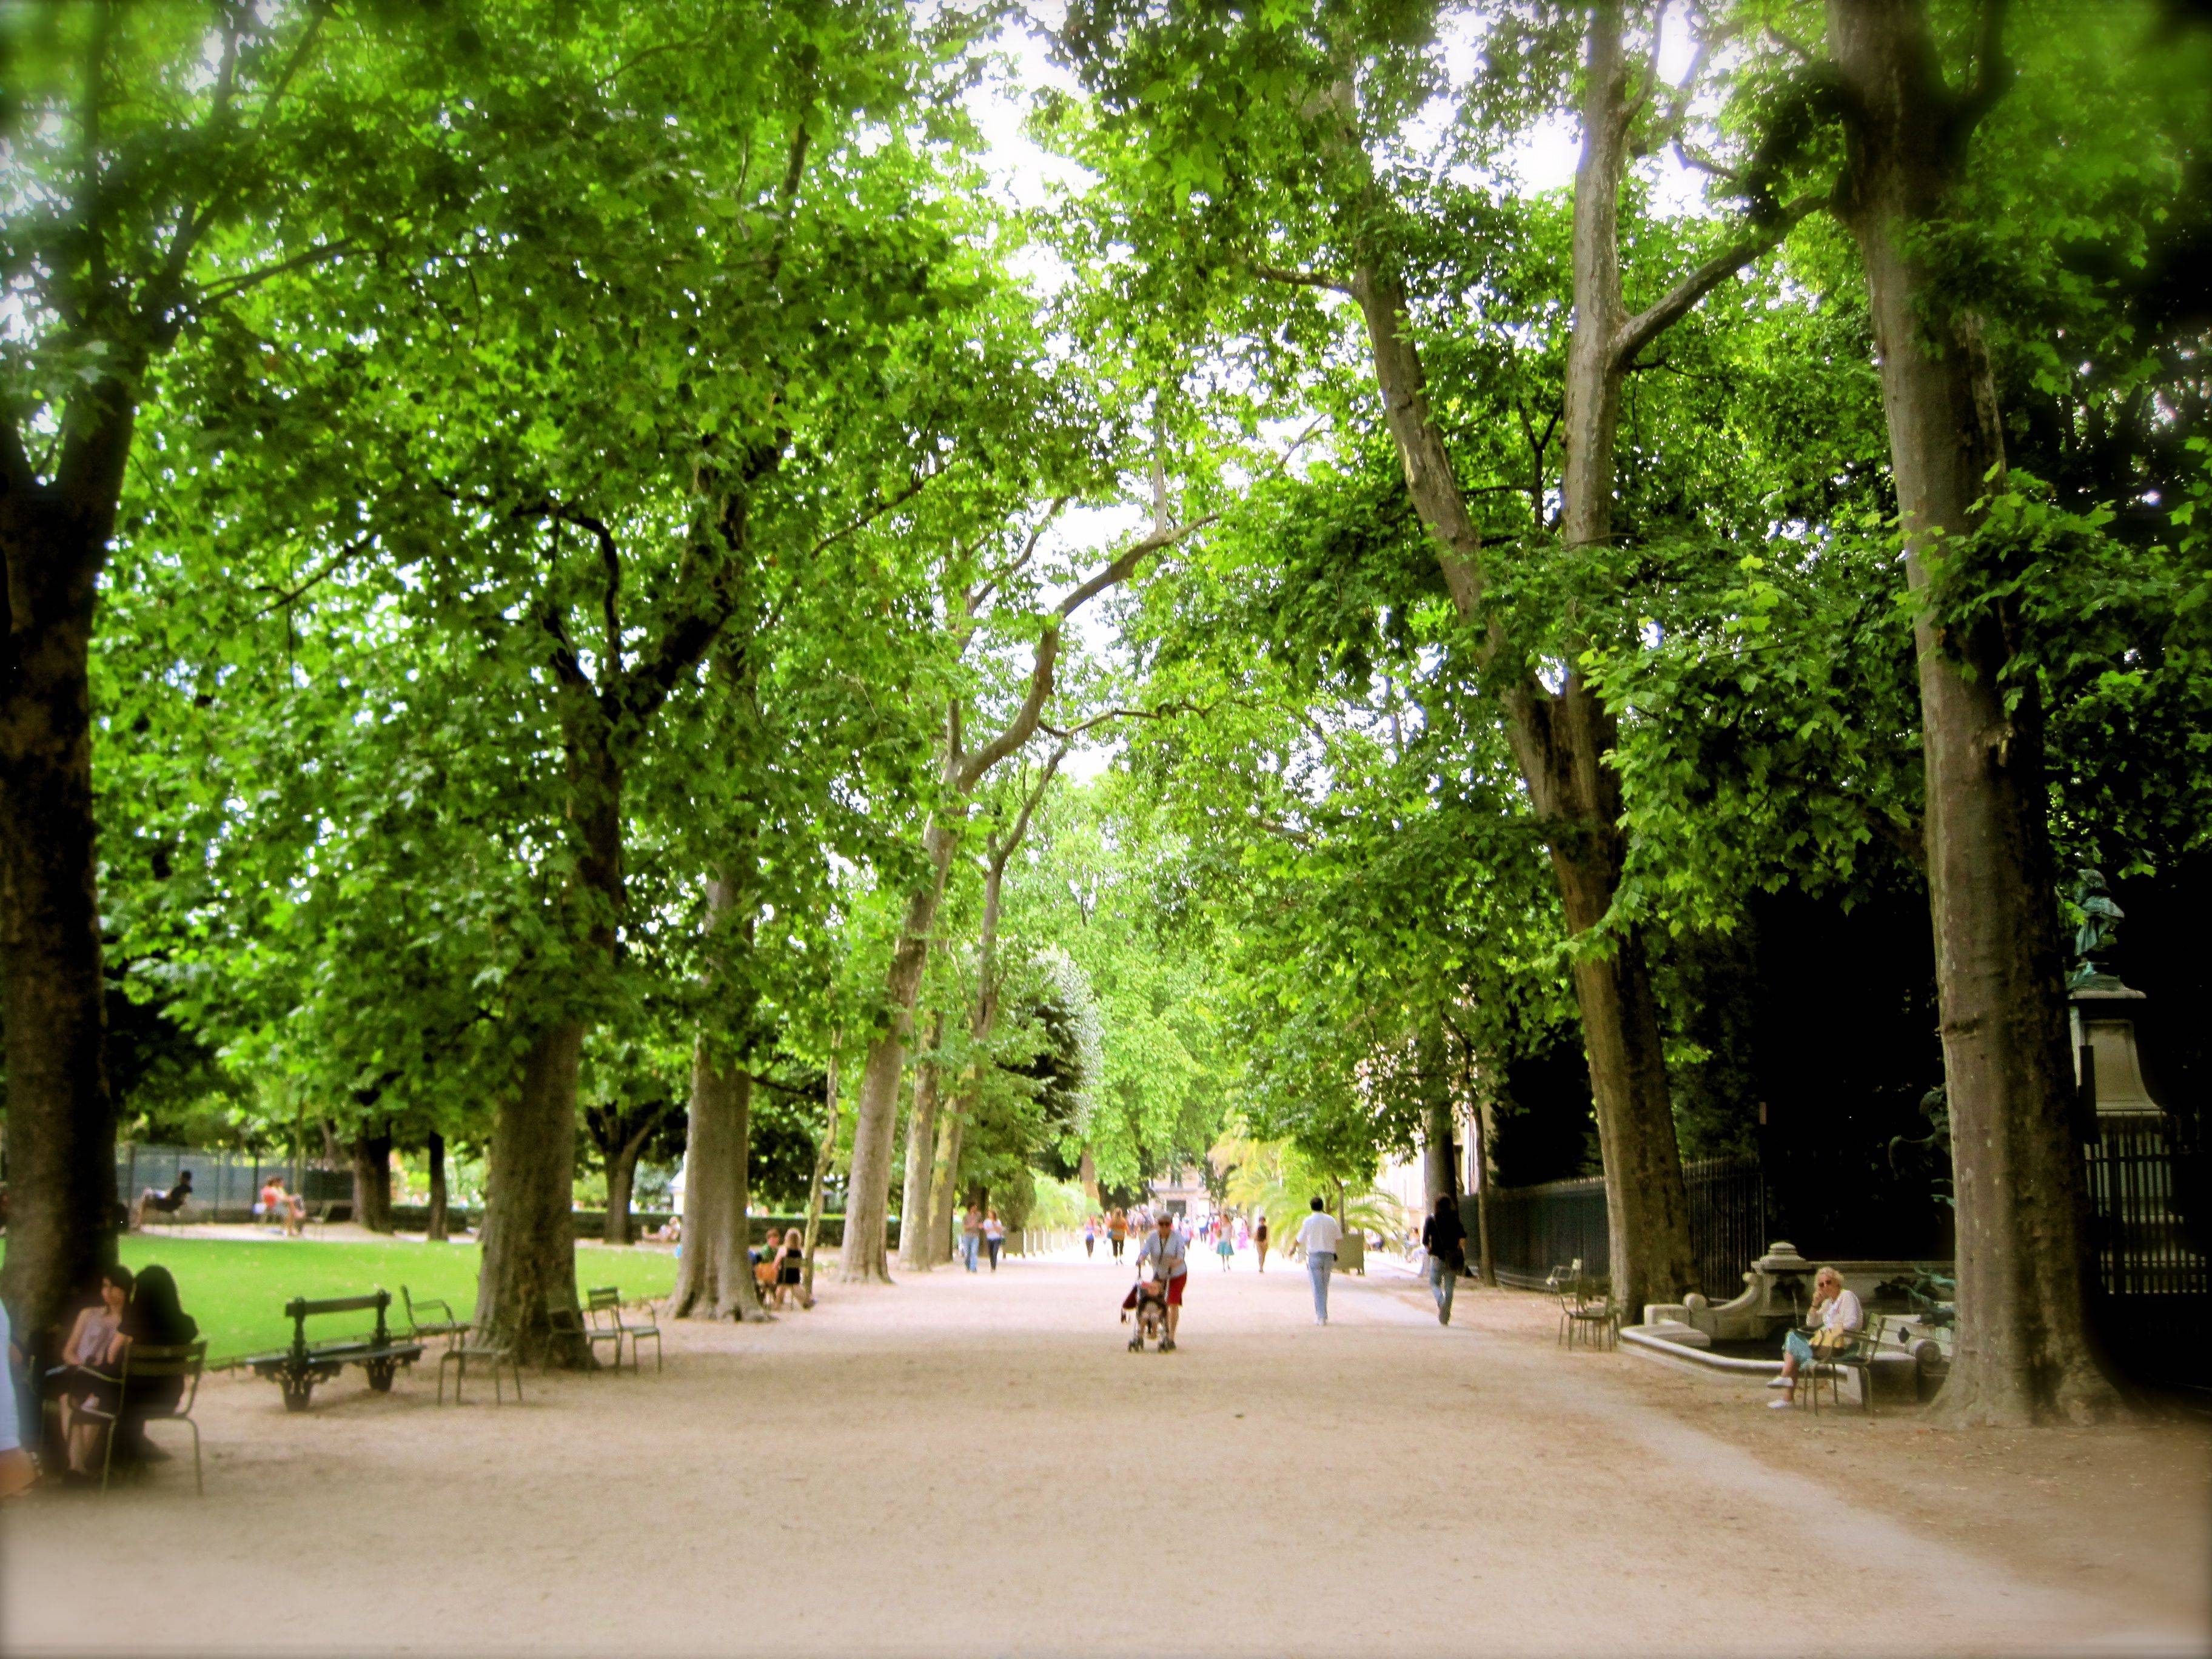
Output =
[
  {"x1": 1108, "y1": 1208, "x2": 1128, "y2": 1261},
  {"x1": 1420, "y1": 1195, "x2": 1466, "y2": 1326},
  {"x1": 984, "y1": 1209, "x2": 1005, "y2": 1271},
  {"x1": 1083, "y1": 1216, "x2": 1098, "y2": 1258},
  {"x1": 961, "y1": 1203, "x2": 985, "y2": 1273},
  {"x1": 1216, "y1": 1225, "x2": 1235, "y2": 1271},
  {"x1": 1133, "y1": 1212, "x2": 1190, "y2": 1350},
  {"x1": 1296, "y1": 1198, "x2": 1341, "y2": 1325},
  {"x1": 1253, "y1": 1214, "x2": 1270, "y2": 1273}
]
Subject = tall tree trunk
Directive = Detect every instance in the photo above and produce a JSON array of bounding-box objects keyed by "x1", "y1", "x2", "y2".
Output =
[
  {"x1": 1828, "y1": 0, "x2": 2117, "y2": 1426},
  {"x1": 840, "y1": 818, "x2": 959, "y2": 1282},
  {"x1": 473, "y1": 686, "x2": 629, "y2": 1362},
  {"x1": 350, "y1": 1125, "x2": 395, "y2": 1234},
  {"x1": 475, "y1": 1021, "x2": 589, "y2": 1363},
  {"x1": 896, "y1": 1014, "x2": 948, "y2": 1272},
  {"x1": 801, "y1": 1050, "x2": 841, "y2": 1307},
  {"x1": 605, "y1": 1136, "x2": 640, "y2": 1247},
  {"x1": 1078, "y1": 1147, "x2": 1101, "y2": 1211},
  {"x1": 927, "y1": 1104, "x2": 965, "y2": 1267},
  {"x1": 425, "y1": 1130, "x2": 450, "y2": 1242},
  {"x1": 1423, "y1": 1084, "x2": 1459, "y2": 1217},
  {"x1": 1335, "y1": 0, "x2": 1798, "y2": 1313},
  {"x1": 671, "y1": 871, "x2": 766, "y2": 1319},
  {"x1": 1350, "y1": 279, "x2": 1693, "y2": 1312},
  {"x1": 0, "y1": 498, "x2": 121, "y2": 1354},
  {"x1": 669, "y1": 1042, "x2": 768, "y2": 1320}
]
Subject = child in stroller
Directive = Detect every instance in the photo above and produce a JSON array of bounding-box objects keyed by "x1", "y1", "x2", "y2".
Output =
[{"x1": 1121, "y1": 1275, "x2": 1169, "y2": 1352}]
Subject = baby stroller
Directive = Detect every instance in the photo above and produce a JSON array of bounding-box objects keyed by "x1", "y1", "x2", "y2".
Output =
[{"x1": 1121, "y1": 1276, "x2": 1169, "y2": 1353}]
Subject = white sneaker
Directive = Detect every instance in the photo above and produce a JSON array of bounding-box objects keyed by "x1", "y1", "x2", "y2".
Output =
[
  {"x1": 1765, "y1": 1376, "x2": 1789, "y2": 1389},
  {"x1": 1767, "y1": 1398, "x2": 1794, "y2": 1410}
]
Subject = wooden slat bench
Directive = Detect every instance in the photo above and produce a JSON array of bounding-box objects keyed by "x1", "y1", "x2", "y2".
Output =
[{"x1": 242, "y1": 1290, "x2": 425, "y2": 1412}]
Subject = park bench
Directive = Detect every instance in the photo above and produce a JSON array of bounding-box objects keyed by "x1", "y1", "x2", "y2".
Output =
[{"x1": 243, "y1": 1289, "x2": 424, "y2": 1412}]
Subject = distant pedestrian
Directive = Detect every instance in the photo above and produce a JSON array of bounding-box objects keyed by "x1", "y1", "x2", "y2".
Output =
[
  {"x1": 1109, "y1": 1209, "x2": 1128, "y2": 1261},
  {"x1": 1421, "y1": 1195, "x2": 1467, "y2": 1326},
  {"x1": 1296, "y1": 1198, "x2": 1342, "y2": 1325},
  {"x1": 1133, "y1": 1212, "x2": 1190, "y2": 1352},
  {"x1": 1254, "y1": 1215, "x2": 1270, "y2": 1273},
  {"x1": 984, "y1": 1209, "x2": 1005, "y2": 1271},
  {"x1": 962, "y1": 1204, "x2": 984, "y2": 1273},
  {"x1": 1216, "y1": 1227, "x2": 1235, "y2": 1271},
  {"x1": 1083, "y1": 1216, "x2": 1098, "y2": 1258}
]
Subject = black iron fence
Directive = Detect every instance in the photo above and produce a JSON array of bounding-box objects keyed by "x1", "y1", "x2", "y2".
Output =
[
  {"x1": 2084, "y1": 1117, "x2": 2208, "y2": 1298},
  {"x1": 1472, "y1": 1121, "x2": 2207, "y2": 1366},
  {"x1": 118, "y1": 1142, "x2": 348, "y2": 1222},
  {"x1": 1469, "y1": 1156, "x2": 1771, "y2": 1295}
]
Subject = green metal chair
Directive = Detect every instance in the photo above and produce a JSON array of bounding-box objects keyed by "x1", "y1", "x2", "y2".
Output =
[{"x1": 81, "y1": 1341, "x2": 208, "y2": 1495}]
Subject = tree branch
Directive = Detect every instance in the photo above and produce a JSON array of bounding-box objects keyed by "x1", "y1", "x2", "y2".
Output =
[
  {"x1": 1248, "y1": 262, "x2": 1353, "y2": 295},
  {"x1": 1609, "y1": 192, "x2": 1823, "y2": 373},
  {"x1": 250, "y1": 532, "x2": 375, "y2": 618},
  {"x1": 988, "y1": 742, "x2": 1068, "y2": 876},
  {"x1": 194, "y1": 237, "x2": 360, "y2": 304},
  {"x1": 1953, "y1": 0, "x2": 2013, "y2": 138}
]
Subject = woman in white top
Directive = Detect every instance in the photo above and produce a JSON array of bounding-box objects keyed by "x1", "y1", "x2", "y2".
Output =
[
  {"x1": 1771, "y1": 1266, "x2": 1863, "y2": 1409},
  {"x1": 982, "y1": 1209, "x2": 1005, "y2": 1272}
]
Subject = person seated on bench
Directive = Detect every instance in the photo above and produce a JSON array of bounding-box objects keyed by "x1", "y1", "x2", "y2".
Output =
[
  {"x1": 1769, "y1": 1265, "x2": 1862, "y2": 1409},
  {"x1": 1, "y1": 1293, "x2": 35, "y2": 1500},
  {"x1": 110, "y1": 1266, "x2": 198, "y2": 1464},
  {"x1": 55, "y1": 1266, "x2": 130, "y2": 1478},
  {"x1": 75, "y1": 1265, "x2": 200, "y2": 1475},
  {"x1": 255, "y1": 1176, "x2": 303, "y2": 1236},
  {"x1": 773, "y1": 1228, "x2": 805, "y2": 1309},
  {"x1": 752, "y1": 1232, "x2": 779, "y2": 1302},
  {"x1": 131, "y1": 1171, "x2": 193, "y2": 1230}
]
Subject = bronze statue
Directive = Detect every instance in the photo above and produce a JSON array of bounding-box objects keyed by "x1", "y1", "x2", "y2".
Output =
[{"x1": 2068, "y1": 868, "x2": 2125, "y2": 988}]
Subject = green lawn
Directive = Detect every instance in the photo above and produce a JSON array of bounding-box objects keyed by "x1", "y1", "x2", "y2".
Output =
[{"x1": 0, "y1": 1234, "x2": 675, "y2": 1365}]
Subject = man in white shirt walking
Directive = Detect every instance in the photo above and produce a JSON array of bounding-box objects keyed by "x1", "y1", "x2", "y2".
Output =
[
  {"x1": 1296, "y1": 1196, "x2": 1342, "y2": 1325},
  {"x1": 1134, "y1": 1212, "x2": 1190, "y2": 1350}
]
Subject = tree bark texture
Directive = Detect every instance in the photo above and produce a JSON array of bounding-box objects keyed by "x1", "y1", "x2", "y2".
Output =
[
  {"x1": 926, "y1": 1104, "x2": 965, "y2": 1267},
  {"x1": 1828, "y1": 0, "x2": 2117, "y2": 1425},
  {"x1": 586, "y1": 1102, "x2": 665, "y2": 1248},
  {"x1": 350, "y1": 1125, "x2": 395, "y2": 1234},
  {"x1": 839, "y1": 817, "x2": 960, "y2": 1282},
  {"x1": 426, "y1": 1130, "x2": 450, "y2": 1242},
  {"x1": 1347, "y1": 8, "x2": 1697, "y2": 1313},
  {"x1": 668, "y1": 1044, "x2": 768, "y2": 1320},
  {"x1": 473, "y1": 1019, "x2": 589, "y2": 1364},
  {"x1": 671, "y1": 871, "x2": 767, "y2": 1319},
  {"x1": 801, "y1": 1051, "x2": 841, "y2": 1307},
  {"x1": 895, "y1": 1014, "x2": 948, "y2": 1272},
  {"x1": 1423, "y1": 1084, "x2": 1460, "y2": 1218},
  {"x1": 474, "y1": 695, "x2": 628, "y2": 1362},
  {"x1": 0, "y1": 415, "x2": 132, "y2": 1350},
  {"x1": 605, "y1": 1142, "x2": 638, "y2": 1247}
]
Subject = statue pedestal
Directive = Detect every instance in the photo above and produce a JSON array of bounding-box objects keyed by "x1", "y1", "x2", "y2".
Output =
[{"x1": 2070, "y1": 980, "x2": 2165, "y2": 1119}]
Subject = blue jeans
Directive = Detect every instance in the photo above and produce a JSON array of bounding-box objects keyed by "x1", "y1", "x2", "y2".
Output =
[
  {"x1": 1307, "y1": 1252, "x2": 1335, "y2": 1321},
  {"x1": 1429, "y1": 1257, "x2": 1456, "y2": 1323},
  {"x1": 962, "y1": 1233, "x2": 980, "y2": 1272}
]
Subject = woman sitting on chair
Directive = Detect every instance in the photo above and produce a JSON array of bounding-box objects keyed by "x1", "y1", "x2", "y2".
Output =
[{"x1": 1770, "y1": 1266, "x2": 1862, "y2": 1409}]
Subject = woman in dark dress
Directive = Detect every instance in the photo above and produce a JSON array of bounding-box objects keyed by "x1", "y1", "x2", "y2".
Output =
[{"x1": 106, "y1": 1265, "x2": 198, "y2": 1471}]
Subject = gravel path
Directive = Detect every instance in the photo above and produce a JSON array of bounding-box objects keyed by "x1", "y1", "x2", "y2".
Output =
[{"x1": 5, "y1": 1245, "x2": 2205, "y2": 1657}]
